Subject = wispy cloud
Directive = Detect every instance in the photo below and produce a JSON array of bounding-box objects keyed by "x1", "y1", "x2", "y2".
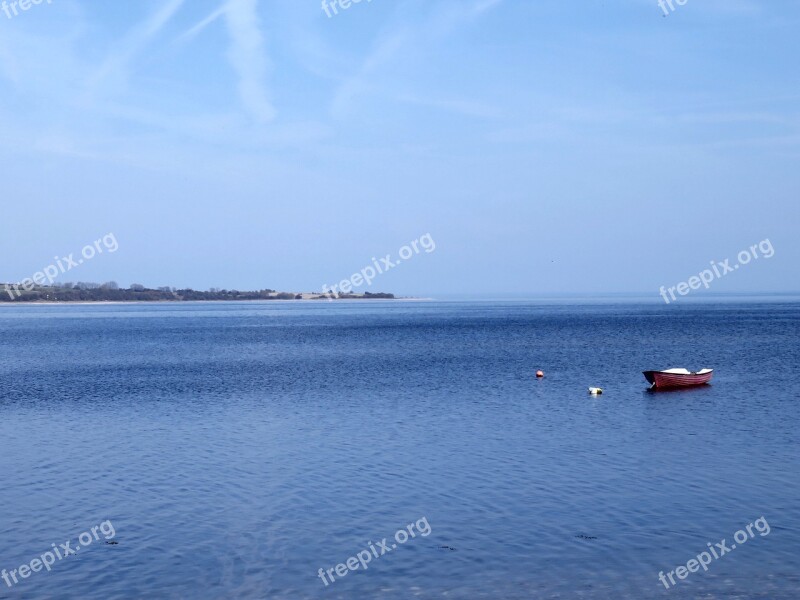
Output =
[
  {"x1": 398, "y1": 94, "x2": 500, "y2": 119},
  {"x1": 175, "y1": 4, "x2": 228, "y2": 45},
  {"x1": 472, "y1": 0, "x2": 503, "y2": 15},
  {"x1": 329, "y1": 0, "x2": 503, "y2": 117},
  {"x1": 90, "y1": 0, "x2": 186, "y2": 89},
  {"x1": 224, "y1": 0, "x2": 276, "y2": 123},
  {"x1": 330, "y1": 31, "x2": 407, "y2": 118}
]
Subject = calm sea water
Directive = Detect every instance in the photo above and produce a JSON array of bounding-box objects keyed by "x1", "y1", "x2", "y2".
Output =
[{"x1": 1, "y1": 299, "x2": 798, "y2": 599}]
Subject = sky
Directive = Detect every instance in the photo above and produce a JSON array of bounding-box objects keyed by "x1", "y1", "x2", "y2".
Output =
[{"x1": 0, "y1": 0, "x2": 798, "y2": 297}]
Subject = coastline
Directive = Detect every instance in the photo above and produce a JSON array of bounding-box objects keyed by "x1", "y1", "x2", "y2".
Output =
[
  {"x1": 0, "y1": 297, "x2": 424, "y2": 306},
  {"x1": 0, "y1": 286, "x2": 400, "y2": 304}
]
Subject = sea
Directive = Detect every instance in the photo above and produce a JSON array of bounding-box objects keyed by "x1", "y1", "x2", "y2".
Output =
[{"x1": 1, "y1": 298, "x2": 798, "y2": 599}]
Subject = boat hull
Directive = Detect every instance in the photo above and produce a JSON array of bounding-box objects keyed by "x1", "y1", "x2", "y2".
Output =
[{"x1": 643, "y1": 370, "x2": 713, "y2": 389}]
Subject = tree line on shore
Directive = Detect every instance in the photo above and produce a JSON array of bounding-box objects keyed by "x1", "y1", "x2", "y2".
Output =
[{"x1": 1, "y1": 282, "x2": 395, "y2": 302}]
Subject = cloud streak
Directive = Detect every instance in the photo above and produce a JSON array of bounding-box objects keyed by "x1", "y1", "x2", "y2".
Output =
[
  {"x1": 224, "y1": 0, "x2": 276, "y2": 123},
  {"x1": 329, "y1": 0, "x2": 503, "y2": 117},
  {"x1": 91, "y1": 0, "x2": 186, "y2": 89},
  {"x1": 175, "y1": 4, "x2": 228, "y2": 45}
]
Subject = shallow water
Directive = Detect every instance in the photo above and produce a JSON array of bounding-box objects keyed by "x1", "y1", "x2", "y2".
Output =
[{"x1": 1, "y1": 299, "x2": 798, "y2": 599}]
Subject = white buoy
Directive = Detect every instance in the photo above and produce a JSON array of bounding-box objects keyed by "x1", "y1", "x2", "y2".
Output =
[{"x1": 588, "y1": 387, "x2": 603, "y2": 395}]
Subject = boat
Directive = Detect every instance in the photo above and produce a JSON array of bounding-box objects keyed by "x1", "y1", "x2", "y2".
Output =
[{"x1": 643, "y1": 368, "x2": 713, "y2": 389}]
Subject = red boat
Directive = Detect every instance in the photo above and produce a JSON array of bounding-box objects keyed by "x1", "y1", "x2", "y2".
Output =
[{"x1": 643, "y1": 368, "x2": 713, "y2": 389}]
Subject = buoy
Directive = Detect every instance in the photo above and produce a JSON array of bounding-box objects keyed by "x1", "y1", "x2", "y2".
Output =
[
  {"x1": 588, "y1": 387, "x2": 603, "y2": 395},
  {"x1": 536, "y1": 370, "x2": 544, "y2": 378}
]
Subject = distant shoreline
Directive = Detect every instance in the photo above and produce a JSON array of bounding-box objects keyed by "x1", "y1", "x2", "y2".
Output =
[
  {"x1": 0, "y1": 284, "x2": 397, "y2": 304},
  {"x1": 0, "y1": 298, "x2": 423, "y2": 307}
]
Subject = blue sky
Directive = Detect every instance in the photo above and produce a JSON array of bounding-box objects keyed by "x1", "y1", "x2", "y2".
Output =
[{"x1": 1, "y1": 0, "x2": 798, "y2": 296}]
